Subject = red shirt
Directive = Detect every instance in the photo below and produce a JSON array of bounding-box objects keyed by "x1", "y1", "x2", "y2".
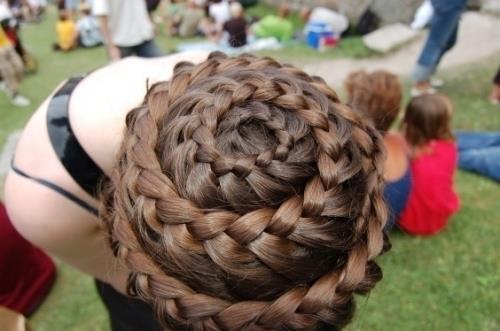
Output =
[
  {"x1": 0, "y1": 202, "x2": 55, "y2": 315},
  {"x1": 399, "y1": 140, "x2": 460, "y2": 235}
]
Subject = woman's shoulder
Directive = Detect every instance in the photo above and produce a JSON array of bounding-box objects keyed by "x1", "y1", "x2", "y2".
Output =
[
  {"x1": 70, "y1": 52, "x2": 210, "y2": 174},
  {"x1": 383, "y1": 132, "x2": 411, "y2": 182},
  {"x1": 384, "y1": 132, "x2": 411, "y2": 157}
]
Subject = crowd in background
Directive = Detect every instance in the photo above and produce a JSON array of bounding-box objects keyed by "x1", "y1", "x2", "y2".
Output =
[
  {"x1": 0, "y1": 0, "x2": 498, "y2": 227},
  {"x1": 0, "y1": 0, "x2": 356, "y2": 108}
]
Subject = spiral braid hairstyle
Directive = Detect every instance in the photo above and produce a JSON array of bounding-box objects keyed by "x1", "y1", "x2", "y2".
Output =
[{"x1": 101, "y1": 52, "x2": 390, "y2": 331}]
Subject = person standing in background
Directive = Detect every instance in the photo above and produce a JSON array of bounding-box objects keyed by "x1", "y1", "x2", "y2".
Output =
[
  {"x1": 92, "y1": 0, "x2": 162, "y2": 61},
  {"x1": 411, "y1": 0, "x2": 467, "y2": 96},
  {"x1": 0, "y1": 24, "x2": 30, "y2": 107}
]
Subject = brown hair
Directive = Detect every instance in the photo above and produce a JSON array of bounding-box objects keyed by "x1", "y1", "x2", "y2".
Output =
[
  {"x1": 403, "y1": 94, "x2": 454, "y2": 148},
  {"x1": 101, "y1": 52, "x2": 389, "y2": 331},
  {"x1": 344, "y1": 70, "x2": 402, "y2": 133}
]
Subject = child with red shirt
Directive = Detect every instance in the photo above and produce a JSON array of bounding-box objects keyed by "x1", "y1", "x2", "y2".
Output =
[{"x1": 399, "y1": 94, "x2": 460, "y2": 235}]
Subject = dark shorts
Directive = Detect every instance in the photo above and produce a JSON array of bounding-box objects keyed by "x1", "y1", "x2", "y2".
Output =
[{"x1": 95, "y1": 280, "x2": 163, "y2": 331}]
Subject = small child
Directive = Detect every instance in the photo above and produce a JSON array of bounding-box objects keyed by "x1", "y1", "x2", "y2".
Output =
[
  {"x1": 222, "y1": 2, "x2": 247, "y2": 47},
  {"x1": 76, "y1": 3, "x2": 102, "y2": 48},
  {"x1": 399, "y1": 94, "x2": 460, "y2": 235},
  {"x1": 53, "y1": 10, "x2": 77, "y2": 52}
]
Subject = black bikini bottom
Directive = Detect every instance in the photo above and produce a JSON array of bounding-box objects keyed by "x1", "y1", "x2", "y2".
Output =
[
  {"x1": 95, "y1": 280, "x2": 163, "y2": 331},
  {"x1": 11, "y1": 169, "x2": 163, "y2": 331}
]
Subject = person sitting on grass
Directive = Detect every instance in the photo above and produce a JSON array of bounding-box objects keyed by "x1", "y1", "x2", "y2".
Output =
[
  {"x1": 251, "y1": 3, "x2": 294, "y2": 42},
  {"x1": 53, "y1": 9, "x2": 77, "y2": 52},
  {"x1": 345, "y1": 70, "x2": 411, "y2": 229},
  {"x1": 399, "y1": 94, "x2": 460, "y2": 235},
  {"x1": 177, "y1": 0, "x2": 205, "y2": 38},
  {"x1": 76, "y1": 3, "x2": 102, "y2": 48},
  {"x1": 164, "y1": 0, "x2": 188, "y2": 36},
  {"x1": 220, "y1": 1, "x2": 247, "y2": 47},
  {"x1": 5, "y1": 51, "x2": 389, "y2": 331}
]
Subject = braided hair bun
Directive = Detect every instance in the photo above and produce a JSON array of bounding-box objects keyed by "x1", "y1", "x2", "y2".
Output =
[{"x1": 101, "y1": 52, "x2": 390, "y2": 331}]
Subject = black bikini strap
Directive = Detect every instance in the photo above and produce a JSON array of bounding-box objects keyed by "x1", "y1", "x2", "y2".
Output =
[
  {"x1": 46, "y1": 76, "x2": 105, "y2": 197},
  {"x1": 11, "y1": 162, "x2": 98, "y2": 216}
]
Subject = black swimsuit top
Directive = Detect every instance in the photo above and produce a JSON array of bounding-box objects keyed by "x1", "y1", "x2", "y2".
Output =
[
  {"x1": 46, "y1": 76, "x2": 105, "y2": 197},
  {"x1": 12, "y1": 76, "x2": 106, "y2": 216}
]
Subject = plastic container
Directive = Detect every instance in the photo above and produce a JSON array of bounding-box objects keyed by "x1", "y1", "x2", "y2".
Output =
[{"x1": 305, "y1": 22, "x2": 338, "y2": 50}]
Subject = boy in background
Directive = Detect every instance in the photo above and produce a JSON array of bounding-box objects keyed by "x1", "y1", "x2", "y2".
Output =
[
  {"x1": 54, "y1": 9, "x2": 77, "y2": 51},
  {"x1": 76, "y1": 3, "x2": 102, "y2": 48}
]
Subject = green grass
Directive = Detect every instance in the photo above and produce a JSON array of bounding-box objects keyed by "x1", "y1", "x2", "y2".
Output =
[
  {"x1": 255, "y1": 37, "x2": 371, "y2": 62},
  {"x1": 348, "y1": 172, "x2": 500, "y2": 331},
  {"x1": 345, "y1": 63, "x2": 500, "y2": 331},
  {"x1": 1, "y1": 6, "x2": 499, "y2": 331}
]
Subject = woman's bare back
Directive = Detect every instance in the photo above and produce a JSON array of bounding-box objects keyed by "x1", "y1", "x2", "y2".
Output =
[{"x1": 4, "y1": 52, "x2": 209, "y2": 293}]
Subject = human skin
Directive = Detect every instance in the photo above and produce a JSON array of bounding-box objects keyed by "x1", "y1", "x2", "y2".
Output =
[
  {"x1": 4, "y1": 51, "x2": 210, "y2": 294},
  {"x1": 383, "y1": 132, "x2": 410, "y2": 182}
]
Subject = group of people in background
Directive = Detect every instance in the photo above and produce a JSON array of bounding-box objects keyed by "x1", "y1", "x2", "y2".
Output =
[
  {"x1": 53, "y1": 0, "x2": 351, "y2": 57},
  {"x1": 3, "y1": 0, "x2": 499, "y2": 251},
  {"x1": 346, "y1": 67, "x2": 500, "y2": 235},
  {"x1": 0, "y1": 0, "x2": 355, "y2": 108},
  {"x1": 346, "y1": 71, "x2": 460, "y2": 235},
  {"x1": 164, "y1": 0, "x2": 349, "y2": 49},
  {"x1": 53, "y1": 2, "x2": 101, "y2": 51}
]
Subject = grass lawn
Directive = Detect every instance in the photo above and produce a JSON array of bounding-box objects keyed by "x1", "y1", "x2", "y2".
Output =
[{"x1": 1, "y1": 6, "x2": 499, "y2": 331}]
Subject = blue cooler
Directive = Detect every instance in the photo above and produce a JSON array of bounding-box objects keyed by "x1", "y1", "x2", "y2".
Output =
[{"x1": 305, "y1": 22, "x2": 335, "y2": 49}]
